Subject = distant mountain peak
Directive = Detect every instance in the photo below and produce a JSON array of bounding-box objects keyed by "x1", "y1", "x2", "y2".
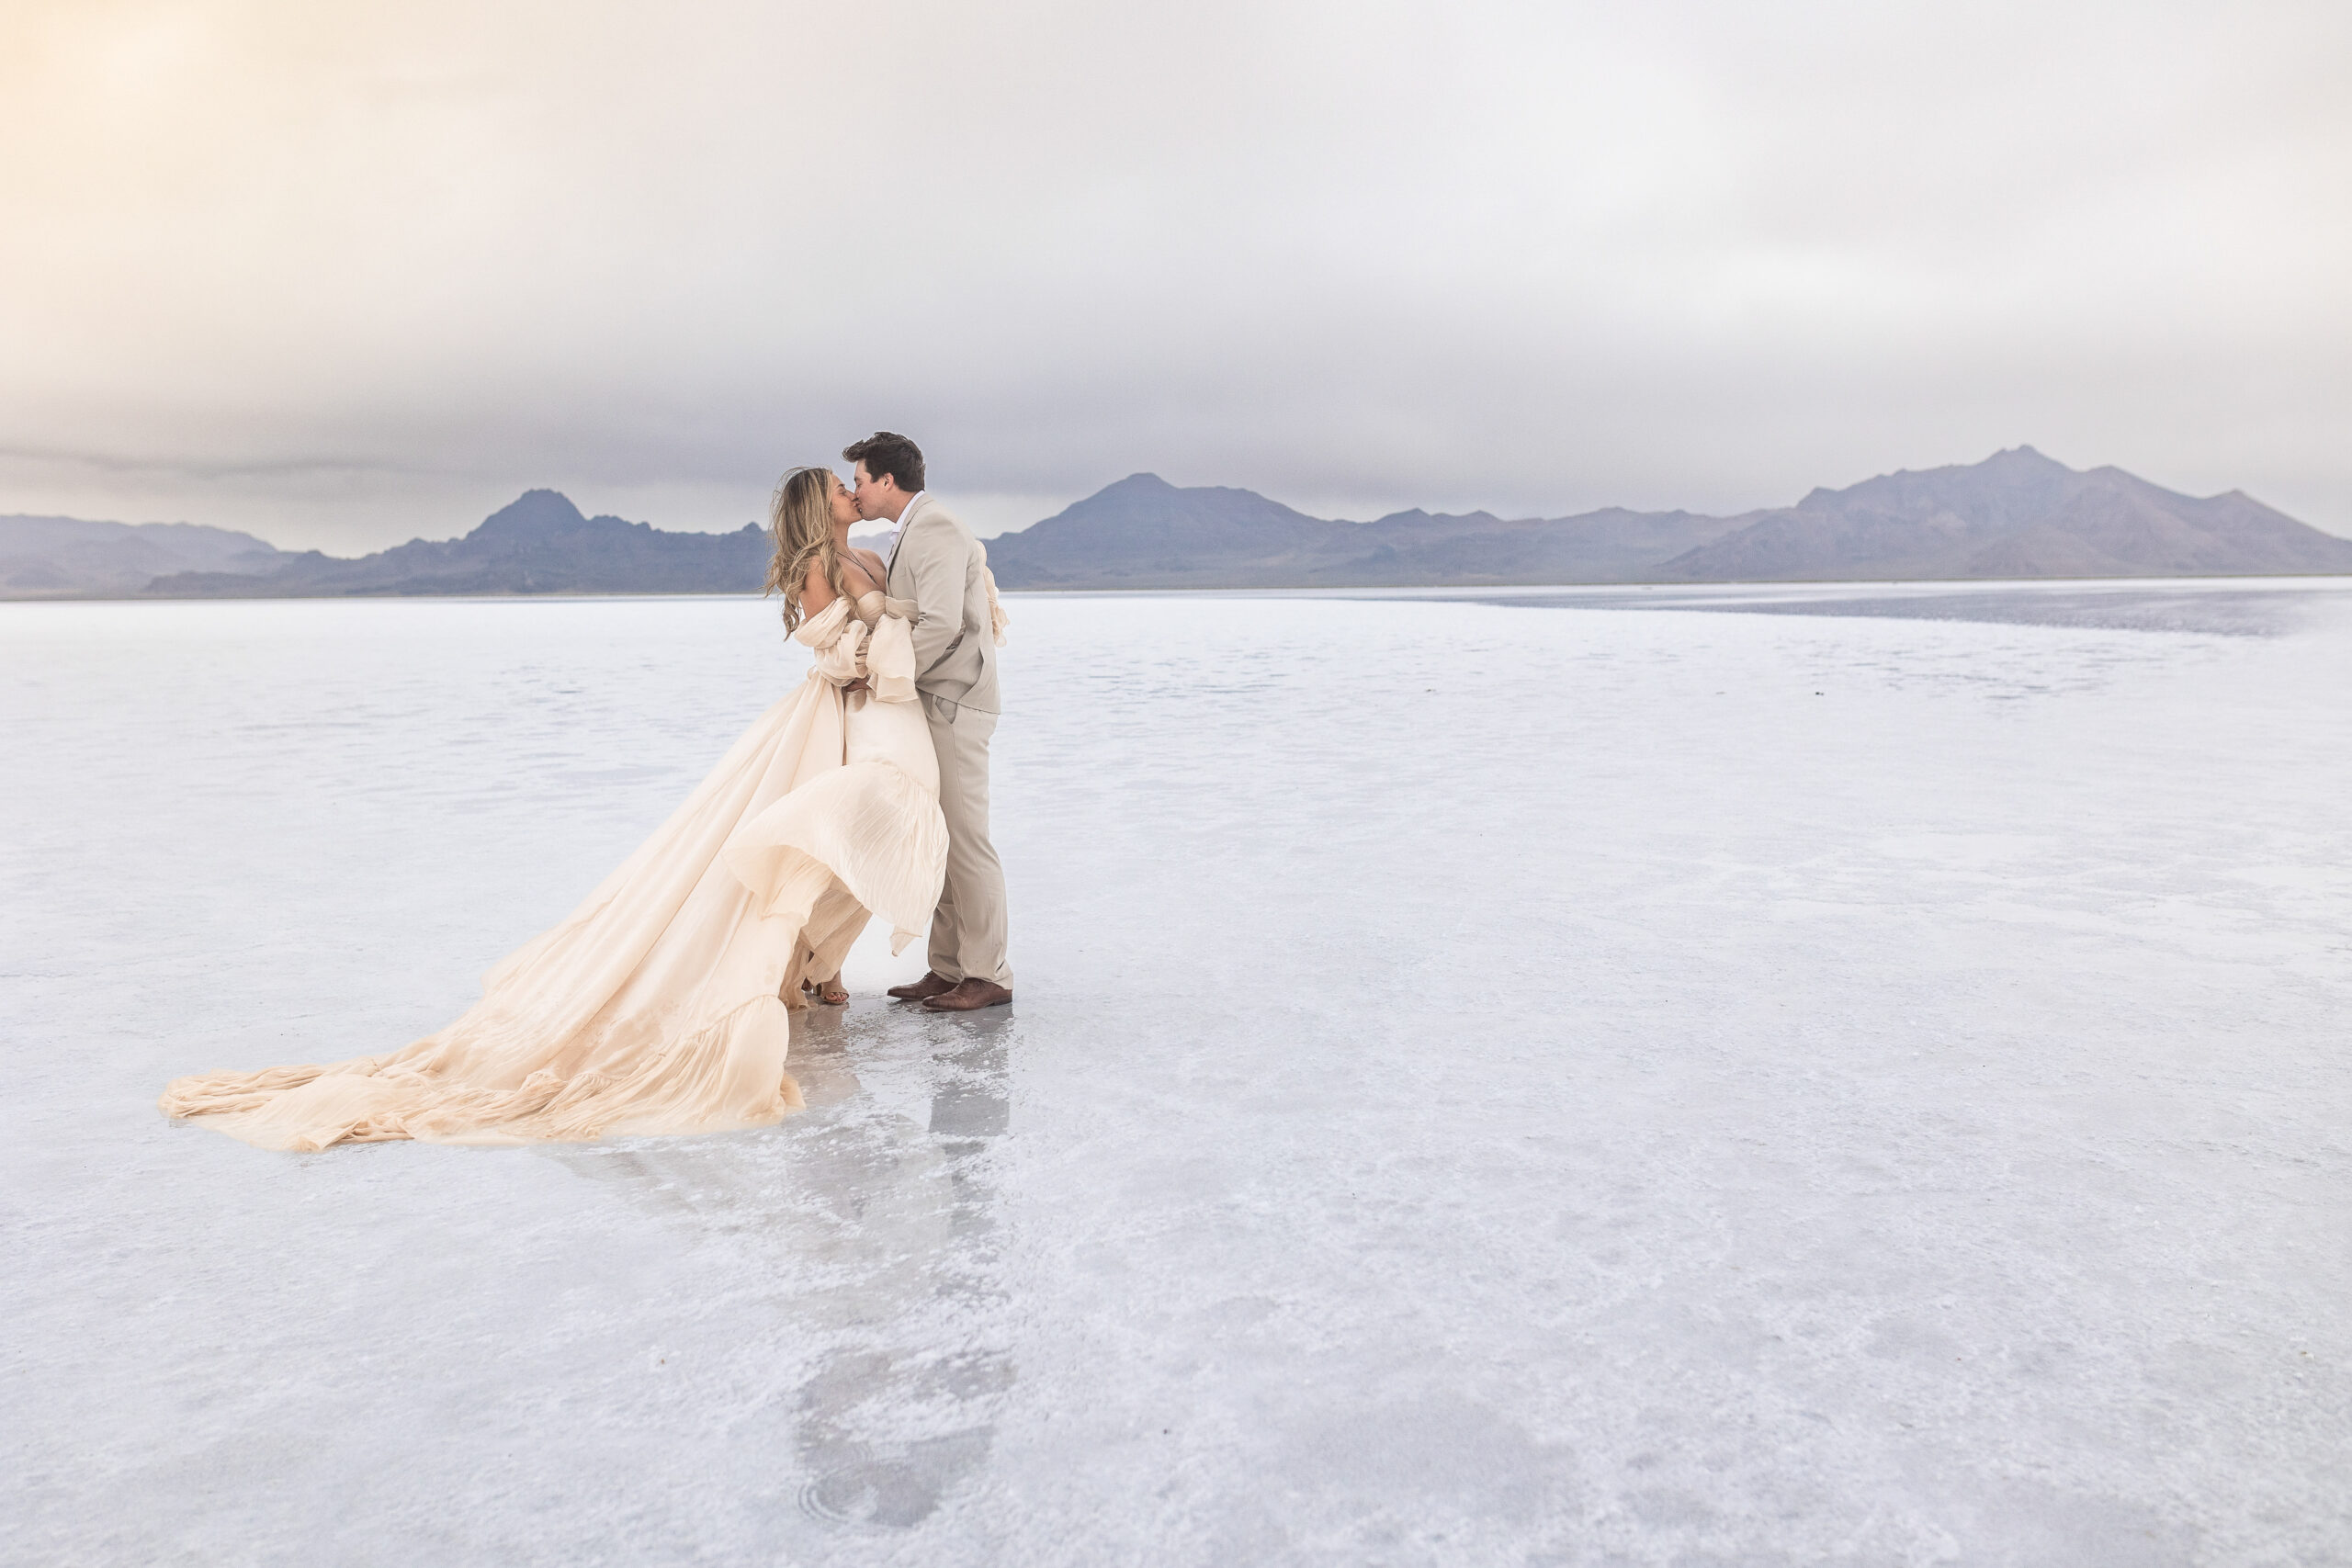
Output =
[
  {"x1": 1796, "y1": 446, "x2": 2078, "y2": 509},
  {"x1": 1985, "y1": 444, "x2": 2065, "y2": 469},
  {"x1": 473, "y1": 489, "x2": 590, "y2": 539}
]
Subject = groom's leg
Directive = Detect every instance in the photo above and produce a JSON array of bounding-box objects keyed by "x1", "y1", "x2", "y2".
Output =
[
  {"x1": 924, "y1": 694, "x2": 967, "y2": 983},
  {"x1": 927, "y1": 867, "x2": 964, "y2": 984},
  {"x1": 925, "y1": 699, "x2": 1012, "y2": 989}
]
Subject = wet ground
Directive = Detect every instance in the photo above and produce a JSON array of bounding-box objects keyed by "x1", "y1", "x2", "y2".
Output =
[{"x1": 5, "y1": 579, "x2": 2349, "y2": 1565}]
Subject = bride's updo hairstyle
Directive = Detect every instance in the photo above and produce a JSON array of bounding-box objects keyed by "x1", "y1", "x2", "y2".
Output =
[{"x1": 764, "y1": 465, "x2": 848, "y2": 633}]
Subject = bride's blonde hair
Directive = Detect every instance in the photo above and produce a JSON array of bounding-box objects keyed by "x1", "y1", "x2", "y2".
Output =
[{"x1": 763, "y1": 466, "x2": 847, "y2": 632}]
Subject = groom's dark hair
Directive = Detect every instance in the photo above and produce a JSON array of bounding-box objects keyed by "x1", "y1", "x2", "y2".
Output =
[{"x1": 842, "y1": 432, "x2": 925, "y2": 493}]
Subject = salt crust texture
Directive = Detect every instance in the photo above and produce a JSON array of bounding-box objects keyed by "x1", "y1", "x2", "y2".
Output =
[{"x1": 4, "y1": 581, "x2": 2349, "y2": 1566}]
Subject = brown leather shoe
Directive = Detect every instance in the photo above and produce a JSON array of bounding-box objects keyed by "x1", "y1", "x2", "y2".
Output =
[
  {"x1": 923, "y1": 978, "x2": 1012, "y2": 1012},
  {"x1": 888, "y1": 971, "x2": 958, "y2": 1002}
]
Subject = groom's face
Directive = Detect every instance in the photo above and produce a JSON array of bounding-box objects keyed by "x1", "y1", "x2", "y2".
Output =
[{"x1": 851, "y1": 462, "x2": 896, "y2": 521}]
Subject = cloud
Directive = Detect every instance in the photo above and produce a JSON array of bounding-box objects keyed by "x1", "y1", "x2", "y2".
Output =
[{"x1": 3, "y1": 0, "x2": 2347, "y2": 548}]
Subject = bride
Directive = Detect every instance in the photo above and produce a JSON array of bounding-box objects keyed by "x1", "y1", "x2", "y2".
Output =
[{"x1": 159, "y1": 466, "x2": 990, "y2": 1151}]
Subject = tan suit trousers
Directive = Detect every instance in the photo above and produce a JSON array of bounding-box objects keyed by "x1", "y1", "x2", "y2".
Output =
[{"x1": 924, "y1": 693, "x2": 1012, "y2": 987}]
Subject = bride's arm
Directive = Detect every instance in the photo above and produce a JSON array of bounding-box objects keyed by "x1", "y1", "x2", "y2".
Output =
[
  {"x1": 801, "y1": 559, "x2": 841, "y2": 615},
  {"x1": 805, "y1": 558, "x2": 882, "y2": 691},
  {"x1": 794, "y1": 581, "x2": 866, "y2": 688}
]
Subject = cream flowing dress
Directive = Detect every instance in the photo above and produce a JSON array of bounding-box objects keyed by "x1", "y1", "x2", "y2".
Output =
[{"x1": 161, "y1": 591, "x2": 976, "y2": 1150}]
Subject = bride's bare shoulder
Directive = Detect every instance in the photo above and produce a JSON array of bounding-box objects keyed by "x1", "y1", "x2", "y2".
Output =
[{"x1": 801, "y1": 558, "x2": 841, "y2": 612}]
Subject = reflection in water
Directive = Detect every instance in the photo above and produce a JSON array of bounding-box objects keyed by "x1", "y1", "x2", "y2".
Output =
[
  {"x1": 793, "y1": 1015, "x2": 1013, "y2": 1531},
  {"x1": 549, "y1": 1005, "x2": 1014, "y2": 1538}
]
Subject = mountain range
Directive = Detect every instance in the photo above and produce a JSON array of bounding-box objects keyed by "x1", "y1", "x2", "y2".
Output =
[
  {"x1": 0, "y1": 515, "x2": 290, "y2": 597},
  {"x1": 984, "y1": 447, "x2": 2352, "y2": 588},
  {"x1": 0, "y1": 490, "x2": 772, "y2": 600},
  {"x1": 6, "y1": 447, "x2": 2346, "y2": 600}
]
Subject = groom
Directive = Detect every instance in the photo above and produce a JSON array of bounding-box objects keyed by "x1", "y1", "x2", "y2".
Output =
[{"x1": 845, "y1": 432, "x2": 1013, "y2": 1011}]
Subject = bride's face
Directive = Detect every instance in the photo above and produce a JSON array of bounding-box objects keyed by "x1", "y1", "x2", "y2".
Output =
[{"x1": 826, "y1": 472, "x2": 862, "y2": 528}]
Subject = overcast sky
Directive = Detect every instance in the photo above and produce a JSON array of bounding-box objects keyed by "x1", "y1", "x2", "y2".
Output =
[{"x1": 5, "y1": 0, "x2": 2347, "y2": 549}]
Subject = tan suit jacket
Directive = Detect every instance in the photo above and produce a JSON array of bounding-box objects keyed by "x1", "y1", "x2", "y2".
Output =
[
  {"x1": 885, "y1": 495, "x2": 1000, "y2": 716},
  {"x1": 884, "y1": 492, "x2": 1012, "y2": 986}
]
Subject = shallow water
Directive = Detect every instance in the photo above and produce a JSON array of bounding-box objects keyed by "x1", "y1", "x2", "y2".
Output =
[
  {"x1": 1344, "y1": 575, "x2": 2348, "y2": 637},
  {"x1": 5, "y1": 581, "x2": 2350, "y2": 1565}
]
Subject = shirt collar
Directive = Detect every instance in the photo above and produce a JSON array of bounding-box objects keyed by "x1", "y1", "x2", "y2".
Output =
[{"x1": 879, "y1": 491, "x2": 922, "y2": 565}]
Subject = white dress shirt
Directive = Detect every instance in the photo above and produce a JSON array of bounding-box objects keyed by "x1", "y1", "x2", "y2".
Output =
[{"x1": 879, "y1": 490, "x2": 924, "y2": 566}]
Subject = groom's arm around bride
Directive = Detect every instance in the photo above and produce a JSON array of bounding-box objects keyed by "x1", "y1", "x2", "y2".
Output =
[{"x1": 845, "y1": 432, "x2": 1013, "y2": 1010}]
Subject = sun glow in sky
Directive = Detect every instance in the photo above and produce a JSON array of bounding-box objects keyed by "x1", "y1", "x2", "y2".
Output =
[{"x1": 4, "y1": 0, "x2": 2348, "y2": 548}]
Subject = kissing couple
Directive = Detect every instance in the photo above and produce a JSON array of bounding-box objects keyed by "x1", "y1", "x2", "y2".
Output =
[{"x1": 162, "y1": 431, "x2": 1012, "y2": 1150}]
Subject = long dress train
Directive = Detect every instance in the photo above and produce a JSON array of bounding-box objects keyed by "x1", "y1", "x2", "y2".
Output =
[{"x1": 160, "y1": 592, "x2": 954, "y2": 1150}]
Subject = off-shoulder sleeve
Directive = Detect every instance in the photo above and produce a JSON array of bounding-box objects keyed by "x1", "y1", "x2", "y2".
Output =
[
  {"x1": 794, "y1": 600, "x2": 872, "y2": 687},
  {"x1": 865, "y1": 611, "x2": 919, "y2": 704},
  {"x1": 792, "y1": 598, "x2": 853, "y2": 649}
]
